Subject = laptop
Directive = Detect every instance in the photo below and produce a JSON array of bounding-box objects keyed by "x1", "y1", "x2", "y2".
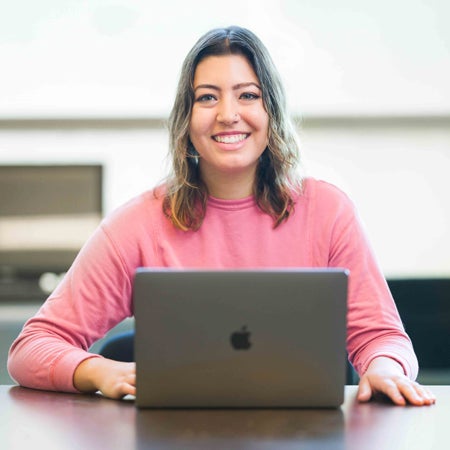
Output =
[{"x1": 134, "y1": 268, "x2": 348, "y2": 408}]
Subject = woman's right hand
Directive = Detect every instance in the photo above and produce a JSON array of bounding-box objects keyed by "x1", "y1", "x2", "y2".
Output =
[{"x1": 73, "y1": 357, "x2": 136, "y2": 399}]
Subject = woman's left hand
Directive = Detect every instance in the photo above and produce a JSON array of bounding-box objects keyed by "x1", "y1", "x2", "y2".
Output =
[{"x1": 357, "y1": 356, "x2": 436, "y2": 406}]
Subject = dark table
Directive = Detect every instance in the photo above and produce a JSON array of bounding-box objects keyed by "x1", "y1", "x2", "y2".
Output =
[{"x1": 0, "y1": 385, "x2": 448, "y2": 449}]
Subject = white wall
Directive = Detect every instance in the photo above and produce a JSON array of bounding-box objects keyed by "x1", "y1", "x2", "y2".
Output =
[
  {"x1": 300, "y1": 119, "x2": 450, "y2": 277},
  {"x1": 1, "y1": 0, "x2": 449, "y2": 118}
]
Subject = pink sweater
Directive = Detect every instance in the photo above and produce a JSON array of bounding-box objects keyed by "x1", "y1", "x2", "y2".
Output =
[{"x1": 8, "y1": 178, "x2": 418, "y2": 392}]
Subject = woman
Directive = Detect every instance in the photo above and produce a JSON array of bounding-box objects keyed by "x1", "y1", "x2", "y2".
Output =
[{"x1": 8, "y1": 26, "x2": 435, "y2": 406}]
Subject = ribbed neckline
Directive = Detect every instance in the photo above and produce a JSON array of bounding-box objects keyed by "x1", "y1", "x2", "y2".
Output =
[{"x1": 207, "y1": 195, "x2": 256, "y2": 211}]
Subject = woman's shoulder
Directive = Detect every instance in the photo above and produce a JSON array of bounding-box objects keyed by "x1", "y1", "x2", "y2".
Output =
[
  {"x1": 291, "y1": 178, "x2": 360, "y2": 237},
  {"x1": 102, "y1": 185, "x2": 167, "y2": 231},
  {"x1": 300, "y1": 177, "x2": 352, "y2": 203}
]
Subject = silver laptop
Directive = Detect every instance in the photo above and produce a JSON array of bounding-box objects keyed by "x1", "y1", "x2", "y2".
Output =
[{"x1": 134, "y1": 268, "x2": 348, "y2": 408}]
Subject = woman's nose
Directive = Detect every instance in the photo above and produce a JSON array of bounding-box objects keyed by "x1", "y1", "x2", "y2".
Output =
[{"x1": 217, "y1": 98, "x2": 240, "y2": 124}]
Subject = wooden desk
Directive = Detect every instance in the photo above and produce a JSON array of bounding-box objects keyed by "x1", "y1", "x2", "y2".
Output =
[{"x1": 0, "y1": 385, "x2": 448, "y2": 450}]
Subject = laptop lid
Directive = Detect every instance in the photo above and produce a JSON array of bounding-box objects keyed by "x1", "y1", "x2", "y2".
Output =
[{"x1": 134, "y1": 268, "x2": 348, "y2": 408}]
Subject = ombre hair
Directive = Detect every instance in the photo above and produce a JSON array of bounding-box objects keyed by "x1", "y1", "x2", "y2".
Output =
[{"x1": 163, "y1": 25, "x2": 302, "y2": 231}]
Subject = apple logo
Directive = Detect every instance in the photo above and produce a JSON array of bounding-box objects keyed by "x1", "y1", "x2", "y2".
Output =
[{"x1": 230, "y1": 326, "x2": 252, "y2": 350}]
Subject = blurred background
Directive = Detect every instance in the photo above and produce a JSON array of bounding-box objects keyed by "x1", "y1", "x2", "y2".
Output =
[{"x1": 1, "y1": 0, "x2": 449, "y2": 384}]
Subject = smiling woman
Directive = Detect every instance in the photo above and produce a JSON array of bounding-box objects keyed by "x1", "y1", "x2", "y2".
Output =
[{"x1": 165, "y1": 26, "x2": 301, "y2": 231}]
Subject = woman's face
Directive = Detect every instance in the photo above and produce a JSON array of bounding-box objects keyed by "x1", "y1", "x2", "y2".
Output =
[{"x1": 189, "y1": 54, "x2": 269, "y2": 196}]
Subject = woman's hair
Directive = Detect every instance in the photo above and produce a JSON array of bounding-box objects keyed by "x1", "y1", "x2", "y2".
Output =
[{"x1": 164, "y1": 25, "x2": 302, "y2": 231}]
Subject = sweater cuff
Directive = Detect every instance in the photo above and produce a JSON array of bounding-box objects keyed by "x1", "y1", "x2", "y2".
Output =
[
  {"x1": 50, "y1": 349, "x2": 103, "y2": 393},
  {"x1": 359, "y1": 351, "x2": 417, "y2": 380}
]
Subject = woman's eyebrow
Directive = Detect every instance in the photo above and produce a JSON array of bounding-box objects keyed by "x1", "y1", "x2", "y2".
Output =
[
  {"x1": 194, "y1": 82, "x2": 261, "y2": 92},
  {"x1": 194, "y1": 84, "x2": 220, "y2": 92},
  {"x1": 233, "y1": 82, "x2": 261, "y2": 91}
]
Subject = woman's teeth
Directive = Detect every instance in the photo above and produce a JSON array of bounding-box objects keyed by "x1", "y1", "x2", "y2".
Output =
[{"x1": 213, "y1": 134, "x2": 248, "y2": 144}]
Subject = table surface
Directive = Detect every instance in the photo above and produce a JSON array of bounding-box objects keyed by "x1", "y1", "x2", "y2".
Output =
[{"x1": 0, "y1": 385, "x2": 448, "y2": 450}]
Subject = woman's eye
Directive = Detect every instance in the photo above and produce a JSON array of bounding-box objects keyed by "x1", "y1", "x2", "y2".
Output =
[
  {"x1": 196, "y1": 94, "x2": 216, "y2": 102},
  {"x1": 240, "y1": 92, "x2": 260, "y2": 100}
]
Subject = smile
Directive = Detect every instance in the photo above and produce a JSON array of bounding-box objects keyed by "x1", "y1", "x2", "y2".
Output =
[{"x1": 213, "y1": 133, "x2": 249, "y2": 144}]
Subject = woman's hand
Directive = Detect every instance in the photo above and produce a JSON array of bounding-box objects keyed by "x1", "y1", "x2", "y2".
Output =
[
  {"x1": 73, "y1": 357, "x2": 136, "y2": 399},
  {"x1": 357, "y1": 356, "x2": 436, "y2": 406}
]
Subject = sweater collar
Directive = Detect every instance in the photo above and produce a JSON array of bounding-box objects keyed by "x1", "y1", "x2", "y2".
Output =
[{"x1": 207, "y1": 195, "x2": 256, "y2": 211}]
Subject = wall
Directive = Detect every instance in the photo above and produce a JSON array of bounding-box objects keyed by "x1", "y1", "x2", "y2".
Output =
[
  {"x1": 301, "y1": 116, "x2": 450, "y2": 277},
  {"x1": 1, "y1": 1, "x2": 449, "y2": 118}
]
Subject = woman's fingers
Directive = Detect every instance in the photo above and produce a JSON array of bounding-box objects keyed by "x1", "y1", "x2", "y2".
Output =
[
  {"x1": 356, "y1": 376, "x2": 373, "y2": 402},
  {"x1": 357, "y1": 372, "x2": 436, "y2": 406}
]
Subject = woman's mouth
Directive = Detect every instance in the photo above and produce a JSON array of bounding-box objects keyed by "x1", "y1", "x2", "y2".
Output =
[{"x1": 212, "y1": 133, "x2": 249, "y2": 144}]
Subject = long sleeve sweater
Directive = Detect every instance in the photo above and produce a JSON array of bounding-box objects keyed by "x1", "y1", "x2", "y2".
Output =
[{"x1": 8, "y1": 178, "x2": 418, "y2": 392}]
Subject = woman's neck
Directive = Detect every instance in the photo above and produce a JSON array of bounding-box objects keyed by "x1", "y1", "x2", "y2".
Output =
[{"x1": 201, "y1": 168, "x2": 256, "y2": 200}]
